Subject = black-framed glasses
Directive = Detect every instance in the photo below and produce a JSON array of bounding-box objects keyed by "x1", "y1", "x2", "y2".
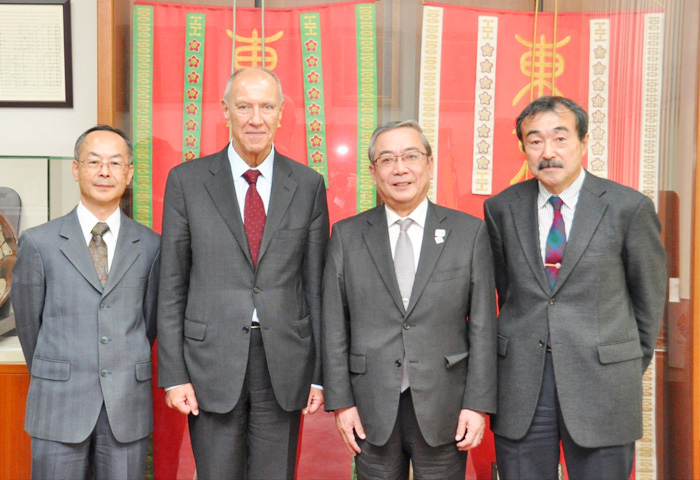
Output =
[{"x1": 372, "y1": 151, "x2": 428, "y2": 168}]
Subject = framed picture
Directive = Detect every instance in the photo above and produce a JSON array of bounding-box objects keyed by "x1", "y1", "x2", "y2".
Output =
[{"x1": 0, "y1": 0, "x2": 73, "y2": 108}]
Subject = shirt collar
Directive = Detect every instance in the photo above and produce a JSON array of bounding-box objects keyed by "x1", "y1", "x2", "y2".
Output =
[
  {"x1": 537, "y1": 167, "x2": 586, "y2": 209},
  {"x1": 384, "y1": 197, "x2": 429, "y2": 229},
  {"x1": 77, "y1": 202, "x2": 121, "y2": 240},
  {"x1": 228, "y1": 142, "x2": 275, "y2": 181}
]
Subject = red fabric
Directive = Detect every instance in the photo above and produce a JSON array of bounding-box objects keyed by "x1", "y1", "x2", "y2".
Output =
[{"x1": 243, "y1": 170, "x2": 266, "y2": 267}]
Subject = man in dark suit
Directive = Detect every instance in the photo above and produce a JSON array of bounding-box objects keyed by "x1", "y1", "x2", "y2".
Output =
[
  {"x1": 12, "y1": 125, "x2": 160, "y2": 479},
  {"x1": 157, "y1": 67, "x2": 329, "y2": 480},
  {"x1": 322, "y1": 120, "x2": 497, "y2": 480},
  {"x1": 483, "y1": 96, "x2": 667, "y2": 479}
]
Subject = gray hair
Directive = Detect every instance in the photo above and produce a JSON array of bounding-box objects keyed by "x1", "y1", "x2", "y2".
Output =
[
  {"x1": 368, "y1": 120, "x2": 432, "y2": 163},
  {"x1": 222, "y1": 67, "x2": 283, "y2": 105},
  {"x1": 74, "y1": 125, "x2": 133, "y2": 163}
]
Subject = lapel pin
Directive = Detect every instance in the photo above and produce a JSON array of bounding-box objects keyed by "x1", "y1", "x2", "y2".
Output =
[{"x1": 434, "y1": 229, "x2": 446, "y2": 244}]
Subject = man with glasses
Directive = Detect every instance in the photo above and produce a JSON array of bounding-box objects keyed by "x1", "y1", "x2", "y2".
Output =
[
  {"x1": 322, "y1": 120, "x2": 497, "y2": 479},
  {"x1": 12, "y1": 125, "x2": 160, "y2": 479}
]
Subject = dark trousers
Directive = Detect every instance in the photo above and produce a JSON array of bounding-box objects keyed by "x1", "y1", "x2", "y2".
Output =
[
  {"x1": 31, "y1": 405, "x2": 148, "y2": 480},
  {"x1": 355, "y1": 389, "x2": 467, "y2": 480},
  {"x1": 495, "y1": 352, "x2": 635, "y2": 480},
  {"x1": 188, "y1": 328, "x2": 302, "y2": 480}
]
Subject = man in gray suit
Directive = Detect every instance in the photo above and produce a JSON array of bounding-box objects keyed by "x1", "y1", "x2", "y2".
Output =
[
  {"x1": 158, "y1": 67, "x2": 328, "y2": 479},
  {"x1": 484, "y1": 96, "x2": 667, "y2": 479},
  {"x1": 12, "y1": 125, "x2": 160, "y2": 480},
  {"x1": 322, "y1": 120, "x2": 497, "y2": 480}
]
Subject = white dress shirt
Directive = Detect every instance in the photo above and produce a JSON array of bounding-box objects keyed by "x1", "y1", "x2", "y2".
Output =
[
  {"x1": 77, "y1": 202, "x2": 121, "y2": 271},
  {"x1": 537, "y1": 167, "x2": 586, "y2": 263},
  {"x1": 227, "y1": 142, "x2": 275, "y2": 325}
]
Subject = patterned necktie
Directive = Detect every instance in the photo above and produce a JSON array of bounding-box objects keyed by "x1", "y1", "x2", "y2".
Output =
[
  {"x1": 243, "y1": 169, "x2": 266, "y2": 268},
  {"x1": 394, "y1": 218, "x2": 414, "y2": 392},
  {"x1": 90, "y1": 222, "x2": 110, "y2": 287},
  {"x1": 544, "y1": 196, "x2": 566, "y2": 290}
]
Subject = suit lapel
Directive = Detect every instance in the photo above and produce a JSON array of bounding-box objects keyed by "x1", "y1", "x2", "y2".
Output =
[
  {"x1": 203, "y1": 148, "x2": 254, "y2": 267},
  {"x1": 362, "y1": 207, "x2": 406, "y2": 313},
  {"x1": 554, "y1": 172, "x2": 607, "y2": 293},
  {"x1": 511, "y1": 181, "x2": 551, "y2": 295},
  {"x1": 102, "y1": 213, "x2": 140, "y2": 297},
  {"x1": 59, "y1": 208, "x2": 104, "y2": 293},
  {"x1": 258, "y1": 153, "x2": 297, "y2": 264},
  {"x1": 405, "y1": 202, "x2": 446, "y2": 316}
]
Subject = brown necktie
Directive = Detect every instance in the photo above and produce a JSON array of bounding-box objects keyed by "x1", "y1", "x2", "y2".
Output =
[
  {"x1": 90, "y1": 222, "x2": 109, "y2": 287},
  {"x1": 243, "y1": 170, "x2": 266, "y2": 267}
]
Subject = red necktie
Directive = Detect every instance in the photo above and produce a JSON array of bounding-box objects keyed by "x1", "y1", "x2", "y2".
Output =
[{"x1": 243, "y1": 169, "x2": 266, "y2": 267}]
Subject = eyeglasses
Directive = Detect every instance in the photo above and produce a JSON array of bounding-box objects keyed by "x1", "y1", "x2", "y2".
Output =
[
  {"x1": 80, "y1": 160, "x2": 131, "y2": 174},
  {"x1": 372, "y1": 151, "x2": 428, "y2": 168}
]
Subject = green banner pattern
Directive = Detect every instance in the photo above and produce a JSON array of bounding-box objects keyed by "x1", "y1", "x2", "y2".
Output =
[
  {"x1": 355, "y1": 3, "x2": 377, "y2": 213},
  {"x1": 132, "y1": 5, "x2": 154, "y2": 227},
  {"x1": 299, "y1": 12, "x2": 329, "y2": 186},
  {"x1": 182, "y1": 13, "x2": 206, "y2": 163}
]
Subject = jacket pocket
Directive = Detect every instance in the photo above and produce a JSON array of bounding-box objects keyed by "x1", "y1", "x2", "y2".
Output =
[
  {"x1": 432, "y1": 267, "x2": 467, "y2": 282},
  {"x1": 444, "y1": 351, "x2": 469, "y2": 369},
  {"x1": 184, "y1": 319, "x2": 207, "y2": 341},
  {"x1": 135, "y1": 360, "x2": 152, "y2": 381},
  {"x1": 597, "y1": 339, "x2": 643, "y2": 364},
  {"x1": 31, "y1": 357, "x2": 70, "y2": 381},
  {"x1": 297, "y1": 315, "x2": 312, "y2": 338},
  {"x1": 497, "y1": 335, "x2": 509, "y2": 357},
  {"x1": 349, "y1": 354, "x2": 366, "y2": 374}
]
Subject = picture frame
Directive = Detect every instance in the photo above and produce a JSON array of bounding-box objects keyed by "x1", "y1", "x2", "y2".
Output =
[{"x1": 0, "y1": 0, "x2": 73, "y2": 108}]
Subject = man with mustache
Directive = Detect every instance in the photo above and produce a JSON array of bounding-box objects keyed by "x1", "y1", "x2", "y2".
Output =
[
  {"x1": 12, "y1": 125, "x2": 160, "y2": 479},
  {"x1": 483, "y1": 96, "x2": 667, "y2": 480}
]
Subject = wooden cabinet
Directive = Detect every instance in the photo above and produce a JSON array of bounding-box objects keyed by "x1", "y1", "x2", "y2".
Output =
[{"x1": 0, "y1": 364, "x2": 31, "y2": 480}]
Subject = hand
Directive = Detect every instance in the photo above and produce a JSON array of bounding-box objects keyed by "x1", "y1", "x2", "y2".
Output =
[
  {"x1": 334, "y1": 406, "x2": 366, "y2": 456},
  {"x1": 302, "y1": 387, "x2": 325, "y2": 415},
  {"x1": 455, "y1": 409, "x2": 485, "y2": 451},
  {"x1": 165, "y1": 383, "x2": 200, "y2": 416}
]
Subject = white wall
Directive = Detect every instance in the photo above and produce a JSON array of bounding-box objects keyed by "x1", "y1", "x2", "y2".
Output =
[{"x1": 0, "y1": 0, "x2": 97, "y2": 157}]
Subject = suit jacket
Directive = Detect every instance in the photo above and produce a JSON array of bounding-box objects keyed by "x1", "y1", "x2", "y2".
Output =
[
  {"x1": 322, "y1": 202, "x2": 497, "y2": 447},
  {"x1": 157, "y1": 147, "x2": 329, "y2": 413},
  {"x1": 483, "y1": 171, "x2": 667, "y2": 448},
  {"x1": 11, "y1": 208, "x2": 160, "y2": 443}
]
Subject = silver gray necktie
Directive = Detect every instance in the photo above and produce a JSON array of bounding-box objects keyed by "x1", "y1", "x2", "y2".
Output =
[{"x1": 394, "y1": 218, "x2": 414, "y2": 392}]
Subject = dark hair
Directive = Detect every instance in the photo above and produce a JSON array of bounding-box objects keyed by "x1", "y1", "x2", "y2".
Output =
[
  {"x1": 74, "y1": 125, "x2": 133, "y2": 162},
  {"x1": 368, "y1": 120, "x2": 432, "y2": 163},
  {"x1": 515, "y1": 96, "x2": 588, "y2": 142}
]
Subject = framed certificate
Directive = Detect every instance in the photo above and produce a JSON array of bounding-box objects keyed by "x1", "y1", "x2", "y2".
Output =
[{"x1": 0, "y1": 0, "x2": 73, "y2": 107}]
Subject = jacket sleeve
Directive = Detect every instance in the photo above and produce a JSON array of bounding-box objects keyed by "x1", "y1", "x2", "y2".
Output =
[{"x1": 11, "y1": 231, "x2": 46, "y2": 371}]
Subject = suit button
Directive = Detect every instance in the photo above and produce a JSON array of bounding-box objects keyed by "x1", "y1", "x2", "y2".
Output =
[
  {"x1": 403, "y1": 322, "x2": 410, "y2": 330},
  {"x1": 549, "y1": 299, "x2": 555, "y2": 305},
  {"x1": 538, "y1": 340, "x2": 545, "y2": 347},
  {"x1": 253, "y1": 286, "x2": 261, "y2": 294},
  {"x1": 100, "y1": 370, "x2": 109, "y2": 377},
  {"x1": 100, "y1": 304, "x2": 107, "y2": 310},
  {"x1": 395, "y1": 360, "x2": 402, "y2": 368},
  {"x1": 242, "y1": 326, "x2": 250, "y2": 334},
  {"x1": 100, "y1": 336, "x2": 108, "y2": 344}
]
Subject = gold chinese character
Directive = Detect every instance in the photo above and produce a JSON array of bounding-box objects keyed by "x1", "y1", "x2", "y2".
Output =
[
  {"x1": 227, "y1": 29, "x2": 284, "y2": 70},
  {"x1": 512, "y1": 34, "x2": 571, "y2": 106}
]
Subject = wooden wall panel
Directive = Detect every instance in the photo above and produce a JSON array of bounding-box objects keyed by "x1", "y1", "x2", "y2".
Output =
[{"x1": 0, "y1": 365, "x2": 30, "y2": 480}]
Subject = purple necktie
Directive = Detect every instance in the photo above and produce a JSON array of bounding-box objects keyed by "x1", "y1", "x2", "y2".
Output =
[
  {"x1": 243, "y1": 170, "x2": 266, "y2": 268},
  {"x1": 544, "y1": 196, "x2": 566, "y2": 290}
]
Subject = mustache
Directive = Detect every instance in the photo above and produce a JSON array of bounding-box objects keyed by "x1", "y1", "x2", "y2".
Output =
[{"x1": 538, "y1": 160, "x2": 564, "y2": 170}]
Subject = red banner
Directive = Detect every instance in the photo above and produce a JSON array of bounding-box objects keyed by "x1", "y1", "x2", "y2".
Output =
[{"x1": 420, "y1": 4, "x2": 663, "y2": 220}]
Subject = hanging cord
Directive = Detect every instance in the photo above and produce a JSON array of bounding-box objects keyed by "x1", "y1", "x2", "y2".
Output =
[
  {"x1": 231, "y1": 0, "x2": 237, "y2": 73},
  {"x1": 529, "y1": 0, "x2": 540, "y2": 102},
  {"x1": 551, "y1": 0, "x2": 558, "y2": 92},
  {"x1": 261, "y1": 0, "x2": 266, "y2": 67}
]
